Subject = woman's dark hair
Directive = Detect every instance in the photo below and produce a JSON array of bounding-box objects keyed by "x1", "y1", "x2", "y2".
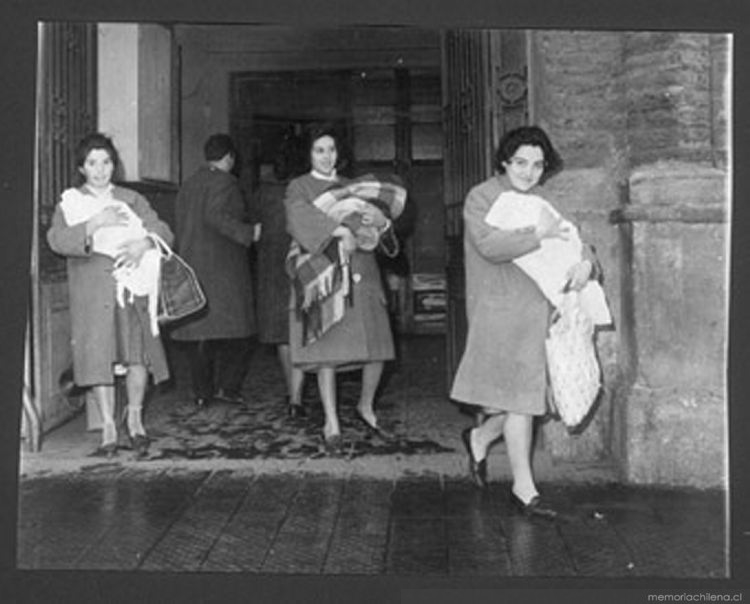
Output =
[
  {"x1": 301, "y1": 122, "x2": 349, "y2": 173},
  {"x1": 204, "y1": 133, "x2": 237, "y2": 162},
  {"x1": 494, "y1": 125, "x2": 563, "y2": 183},
  {"x1": 74, "y1": 132, "x2": 122, "y2": 184}
]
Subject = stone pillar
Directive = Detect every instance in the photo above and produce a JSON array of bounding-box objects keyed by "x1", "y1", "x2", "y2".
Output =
[
  {"x1": 529, "y1": 31, "x2": 627, "y2": 463},
  {"x1": 613, "y1": 32, "x2": 729, "y2": 487}
]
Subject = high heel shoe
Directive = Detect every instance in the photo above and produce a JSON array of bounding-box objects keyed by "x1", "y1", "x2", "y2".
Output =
[
  {"x1": 288, "y1": 403, "x2": 308, "y2": 419},
  {"x1": 130, "y1": 434, "x2": 151, "y2": 460},
  {"x1": 91, "y1": 442, "x2": 118, "y2": 459},
  {"x1": 509, "y1": 490, "x2": 558, "y2": 520},
  {"x1": 461, "y1": 428, "x2": 488, "y2": 489},
  {"x1": 356, "y1": 414, "x2": 395, "y2": 441},
  {"x1": 323, "y1": 433, "x2": 345, "y2": 454}
]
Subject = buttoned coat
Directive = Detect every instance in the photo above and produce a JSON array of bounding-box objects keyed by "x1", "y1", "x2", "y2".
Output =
[
  {"x1": 170, "y1": 166, "x2": 256, "y2": 341},
  {"x1": 46, "y1": 185, "x2": 174, "y2": 386},
  {"x1": 450, "y1": 174, "x2": 552, "y2": 415},
  {"x1": 285, "y1": 173, "x2": 394, "y2": 368}
]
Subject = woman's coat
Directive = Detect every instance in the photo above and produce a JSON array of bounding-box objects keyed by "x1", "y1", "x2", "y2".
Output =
[
  {"x1": 450, "y1": 174, "x2": 552, "y2": 415},
  {"x1": 284, "y1": 173, "x2": 394, "y2": 368},
  {"x1": 47, "y1": 185, "x2": 174, "y2": 386}
]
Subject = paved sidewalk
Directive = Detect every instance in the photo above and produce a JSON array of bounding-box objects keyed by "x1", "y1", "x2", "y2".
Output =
[{"x1": 18, "y1": 467, "x2": 726, "y2": 577}]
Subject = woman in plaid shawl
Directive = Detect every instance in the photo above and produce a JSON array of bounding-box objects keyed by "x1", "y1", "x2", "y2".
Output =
[{"x1": 284, "y1": 124, "x2": 396, "y2": 451}]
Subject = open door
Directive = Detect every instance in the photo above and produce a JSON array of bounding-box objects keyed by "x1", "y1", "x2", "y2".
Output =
[
  {"x1": 441, "y1": 29, "x2": 528, "y2": 389},
  {"x1": 30, "y1": 22, "x2": 98, "y2": 444}
]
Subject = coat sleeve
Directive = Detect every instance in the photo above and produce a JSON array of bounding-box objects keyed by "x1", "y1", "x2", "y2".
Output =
[
  {"x1": 129, "y1": 190, "x2": 175, "y2": 247},
  {"x1": 46, "y1": 203, "x2": 91, "y2": 258},
  {"x1": 203, "y1": 178, "x2": 255, "y2": 247},
  {"x1": 464, "y1": 182, "x2": 541, "y2": 264},
  {"x1": 284, "y1": 178, "x2": 339, "y2": 253}
]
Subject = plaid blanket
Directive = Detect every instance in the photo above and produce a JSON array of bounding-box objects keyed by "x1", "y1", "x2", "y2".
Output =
[
  {"x1": 312, "y1": 175, "x2": 406, "y2": 221},
  {"x1": 288, "y1": 175, "x2": 406, "y2": 346}
]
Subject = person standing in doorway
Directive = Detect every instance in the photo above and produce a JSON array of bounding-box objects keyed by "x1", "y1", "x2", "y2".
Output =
[
  {"x1": 254, "y1": 128, "x2": 307, "y2": 418},
  {"x1": 171, "y1": 133, "x2": 260, "y2": 407},
  {"x1": 450, "y1": 125, "x2": 597, "y2": 519}
]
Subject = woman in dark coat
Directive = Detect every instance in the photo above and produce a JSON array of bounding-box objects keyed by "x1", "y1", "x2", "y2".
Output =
[
  {"x1": 284, "y1": 124, "x2": 395, "y2": 449},
  {"x1": 47, "y1": 133, "x2": 173, "y2": 457},
  {"x1": 450, "y1": 126, "x2": 596, "y2": 519}
]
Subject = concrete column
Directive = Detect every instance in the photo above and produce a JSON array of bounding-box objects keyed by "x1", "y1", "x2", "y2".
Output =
[{"x1": 98, "y1": 24, "x2": 173, "y2": 181}]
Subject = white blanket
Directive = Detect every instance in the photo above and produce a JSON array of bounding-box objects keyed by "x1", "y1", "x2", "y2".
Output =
[
  {"x1": 485, "y1": 190, "x2": 612, "y2": 326},
  {"x1": 60, "y1": 187, "x2": 162, "y2": 335}
]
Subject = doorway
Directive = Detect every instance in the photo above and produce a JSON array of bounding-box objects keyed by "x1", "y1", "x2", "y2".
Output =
[{"x1": 229, "y1": 67, "x2": 445, "y2": 335}]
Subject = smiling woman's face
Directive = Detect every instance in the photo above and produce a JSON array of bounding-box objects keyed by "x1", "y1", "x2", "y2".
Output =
[
  {"x1": 79, "y1": 148, "x2": 114, "y2": 191},
  {"x1": 502, "y1": 144, "x2": 545, "y2": 192},
  {"x1": 310, "y1": 135, "x2": 337, "y2": 176}
]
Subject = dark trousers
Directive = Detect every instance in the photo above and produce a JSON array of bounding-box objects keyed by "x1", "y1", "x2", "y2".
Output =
[{"x1": 186, "y1": 337, "x2": 254, "y2": 399}]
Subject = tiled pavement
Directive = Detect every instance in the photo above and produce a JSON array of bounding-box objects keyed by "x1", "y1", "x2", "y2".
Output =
[
  {"x1": 17, "y1": 469, "x2": 726, "y2": 577},
  {"x1": 16, "y1": 335, "x2": 728, "y2": 578}
]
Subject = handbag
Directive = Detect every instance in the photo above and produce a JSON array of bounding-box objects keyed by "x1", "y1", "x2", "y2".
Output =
[
  {"x1": 149, "y1": 234, "x2": 207, "y2": 323},
  {"x1": 545, "y1": 291, "x2": 602, "y2": 428}
]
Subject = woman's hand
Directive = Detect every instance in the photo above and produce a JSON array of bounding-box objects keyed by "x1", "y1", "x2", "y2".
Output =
[
  {"x1": 535, "y1": 206, "x2": 570, "y2": 241},
  {"x1": 565, "y1": 259, "x2": 593, "y2": 291},
  {"x1": 86, "y1": 205, "x2": 130, "y2": 235},
  {"x1": 360, "y1": 205, "x2": 388, "y2": 229},
  {"x1": 114, "y1": 237, "x2": 154, "y2": 269},
  {"x1": 332, "y1": 225, "x2": 357, "y2": 253}
]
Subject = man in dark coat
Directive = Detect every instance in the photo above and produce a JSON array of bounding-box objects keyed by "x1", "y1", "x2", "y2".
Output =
[{"x1": 171, "y1": 134, "x2": 260, "y2": 406}]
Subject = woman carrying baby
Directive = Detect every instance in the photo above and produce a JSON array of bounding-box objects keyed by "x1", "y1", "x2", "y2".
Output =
[
  {"x1": 450, "y1": 125, "x2": 597, "y2": 518},
  {"x1": 284, "y1": 123, "x2": 397, "y2": 451},
  {"x1": 47, "y1": 133, "x2": 174, "y2": 458}
]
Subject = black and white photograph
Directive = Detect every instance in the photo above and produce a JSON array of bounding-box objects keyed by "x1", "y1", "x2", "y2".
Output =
[{"x1": 1, "y1": 2, "x2": 746, "y2": 602}]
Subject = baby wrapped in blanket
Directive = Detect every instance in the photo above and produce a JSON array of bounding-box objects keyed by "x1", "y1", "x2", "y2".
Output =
[
  {"x1": 59, "y1": 187, "x2": 163, "y2": 335},
  {"x1": 485, "y1": 190, "x2": 612, "y2": 326}
]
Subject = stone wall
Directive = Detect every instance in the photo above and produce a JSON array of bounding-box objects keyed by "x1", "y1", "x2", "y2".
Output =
[
  {"x1": 530, "y1": 31, "x2": 627, "y2": 463},
  {"x1": 530, "y1": 30, "x2": 729, "y2": 487}
]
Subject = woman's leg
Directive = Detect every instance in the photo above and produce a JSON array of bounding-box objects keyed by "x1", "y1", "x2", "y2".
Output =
[
  {"x1": 469, "y1": 410, "x2": 506, "y2": 461},
  {"x1": 356, "y1": 361, "x2": 384, "y2": 426},
  {"x1": 92, "y1": 384, "x2": 117, "y2": 446},
  {"x1": 317, "y1": 366, "x2": 339, "y2": 439},
  {"x1": 290, "y1": 367, "x2": 305, "y2": 406},
  {"x1": 277, "y1": 344, "x2": 293, "y2": 398},
  {"x1": 124, "y1": 364, "x2": 148, "y2": 437},
  {"x1": 503, "y1": 412, "x2": 538, "y2": 502},
  {"x1": 278, "y1": 344, "x2": 305, "y2": 408}
]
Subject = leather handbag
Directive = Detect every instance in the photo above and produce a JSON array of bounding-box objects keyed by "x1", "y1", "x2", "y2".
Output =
[
  {"x1": 150, "y1": 234, "x2": 207, "y2": 323},
  {"x1": 545, "y1": 291, "x2": 602, "y2": 428}
]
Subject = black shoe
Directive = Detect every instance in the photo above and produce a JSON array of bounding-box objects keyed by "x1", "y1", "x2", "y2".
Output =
[
  {"x1": 509, "y1": 491, "x2": 558, "y2": 520},
  {"x1": 131, "y1": 434, "x2": 151, "y2": 460},
  {"x1": 323, "y1": 433, "x2": 345, "y2": 455},
  {"x1": 356, "y1": 414, "x2": 395, "y2": 441},
  {"x1": 461, "y1": 428, "x2": 488, "y2": 489},
  {"x1": 288, "y1": 404, "x2": 308, "y2": 419},
  {"x1": 91, "y1": 442, "x2": 118, "y2": 459},
  {"x1": 214, "y1": 389, "x2": 245, "y2": 404}
]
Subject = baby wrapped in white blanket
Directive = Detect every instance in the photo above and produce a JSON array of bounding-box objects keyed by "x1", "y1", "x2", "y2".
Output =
[
  {"x1": 485, "y1": 190, "x2": 612, "y2": 326},
  {"x1": 60, "y1": 187, "x2": 162, "y2": 335}
]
